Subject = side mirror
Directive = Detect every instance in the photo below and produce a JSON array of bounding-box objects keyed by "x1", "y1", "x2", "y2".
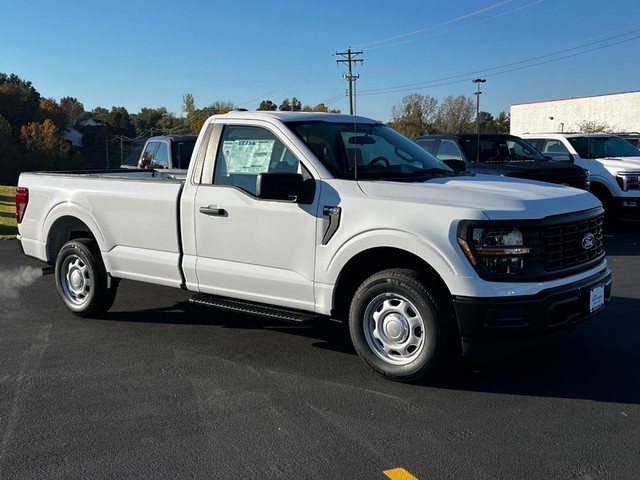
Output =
[
  {"x1": 256, "y1": 173, "x2": 314, "y2": 203},
  {"x1": 443, "y1": 159, "x2": 467, "y2": 172}
]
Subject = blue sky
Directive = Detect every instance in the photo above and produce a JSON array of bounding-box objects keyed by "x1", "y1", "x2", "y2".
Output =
[{"x1": 2, "y1": 0, "x2": 639, "y2": 123}]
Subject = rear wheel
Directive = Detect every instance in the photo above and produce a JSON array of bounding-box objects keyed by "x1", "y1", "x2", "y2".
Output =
[
  {"x1": 349, "y1": 269, "x2": 452, "y2": 382},
  {"x1": 55, "y1": 238, "x2": 118, "y2": 317}
]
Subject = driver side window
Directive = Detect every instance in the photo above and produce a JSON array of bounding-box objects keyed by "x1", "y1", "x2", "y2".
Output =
[{"x1": 213, "y1": 125, "x2": 299, "y2": 195}]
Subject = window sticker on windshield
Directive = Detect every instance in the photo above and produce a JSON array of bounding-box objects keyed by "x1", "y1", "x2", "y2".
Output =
[{"x1": 221, "y1": 139, "x2": 274, "y2": 174}]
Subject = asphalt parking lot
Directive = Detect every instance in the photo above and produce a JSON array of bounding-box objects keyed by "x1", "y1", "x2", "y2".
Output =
[{"x1": 1, "y1": 224, "x2": 639, "y2": 480}]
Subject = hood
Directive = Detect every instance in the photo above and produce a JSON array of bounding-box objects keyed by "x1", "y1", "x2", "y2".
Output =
[
  {"x1": 357, "y1": 174, "x2": 600, "y2": 220},
  {"x1": 471, "y1": 159, "x2": 584, "y2": 176},
  {"x1": 594, "y1": 156, "x2": 640, "y2": 171}
]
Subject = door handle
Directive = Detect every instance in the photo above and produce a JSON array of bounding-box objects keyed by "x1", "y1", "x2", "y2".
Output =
[{"x1": 199, "y1": 206, "x2": 227, "y2": 216}]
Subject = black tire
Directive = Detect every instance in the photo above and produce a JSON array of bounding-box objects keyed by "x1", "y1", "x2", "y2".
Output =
[
  {"x1": 55, "y1": 238, "x2": 118, "y2": 317},
  {"x1": 590, "y1": 184, "x2": 618, "y2": 228},
  {"x1": 348, "y1": 269, "x2": 451, "y2": 382}
]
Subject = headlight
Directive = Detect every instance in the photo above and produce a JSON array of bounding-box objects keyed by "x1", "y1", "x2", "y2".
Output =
[
  {"x1": 616, "y1": 171, "x2": 640, "y2": 191},
  {"x1": 458, "y1": 226, "x2": 532, "y2": 276}
]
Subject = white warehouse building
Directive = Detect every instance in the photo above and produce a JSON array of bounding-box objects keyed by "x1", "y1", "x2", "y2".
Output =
[{"x1": 510, "y1": 90, "x2": 640, "y2": 136}]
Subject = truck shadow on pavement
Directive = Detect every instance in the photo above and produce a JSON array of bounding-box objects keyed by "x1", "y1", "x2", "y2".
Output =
[
  {"x1": 438, "y1": 295, "x2": 640, "y2": 405},
  {"x1": 103, "y1": 293, "x2": 640, "y2": 405},
  {"x1": 602, "y1": 220, "x2": 640, "y2": 255},
  {"x1": 104, "y1": 300, "x2": 357, "y2": 356}
]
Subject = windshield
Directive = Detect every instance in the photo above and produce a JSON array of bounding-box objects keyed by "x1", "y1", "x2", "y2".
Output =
[
  {"x1": 460, "y1": 135, "x2": 547, "y2": 162},
  {"x1": 286, "y1": 121, "x2": 453, "y2": 180},
  {"x1": 568, "y1": 136, "x2": 640, "y2": 158}
]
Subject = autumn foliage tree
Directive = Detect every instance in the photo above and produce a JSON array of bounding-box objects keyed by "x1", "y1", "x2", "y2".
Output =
[
  {"x1": 390, "y1": 94, "x2": 439, "y2": 138},
  {"x1": 20, "y1": 119, "x2": 71, "y2": 165},
  {"x1": 60, "y1": 96, "x2": 85, "y2": 128}
]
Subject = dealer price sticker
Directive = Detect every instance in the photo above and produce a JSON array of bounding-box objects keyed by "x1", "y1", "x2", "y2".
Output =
[{"x1": 590, "y1": 284, "x2": 605, "y2": 312}]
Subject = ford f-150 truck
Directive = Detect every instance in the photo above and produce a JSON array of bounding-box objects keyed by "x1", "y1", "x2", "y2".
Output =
[
  {"x1": 523, "y1": 133, "x2": 640, "y2": 222},
  {"x1": 16, "y1": 111, "x2": 612, "y2": 382}
]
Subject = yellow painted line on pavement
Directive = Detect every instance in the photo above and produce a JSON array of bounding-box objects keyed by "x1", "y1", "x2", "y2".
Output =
[{"x1": 383, "y1": 467, "x2": 419, "y2": 480}]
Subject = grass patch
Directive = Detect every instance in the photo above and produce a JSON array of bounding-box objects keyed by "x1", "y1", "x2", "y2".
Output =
[{"x1": 0, "y1": 185, "x2": 17, "y2": 239}]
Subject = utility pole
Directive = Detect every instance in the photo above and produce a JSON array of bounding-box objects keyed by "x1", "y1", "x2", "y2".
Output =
[{"x1": 336, "y1": 48, "x2": 363, "y2": 115}]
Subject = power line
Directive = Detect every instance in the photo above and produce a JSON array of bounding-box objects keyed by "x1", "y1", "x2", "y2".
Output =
[
  {"x1": 358, "y1": 28, "x2": 640, "y2": 97},
  {"x1": 353, "y1": 0, "x2": 513, "y2": 50},
  {"x1": 237, "y1": 56, "x2": 335, "y2": 108},
  {"x1": 362, "y1": 0, "x2": 543, "y2": 52}
]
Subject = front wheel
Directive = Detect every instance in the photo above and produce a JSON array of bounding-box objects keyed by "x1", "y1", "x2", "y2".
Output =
[
  {"x1": 55, "y1": 238, "x2": 118, "y2": 317},
  {"x1": 349, "y1": 269, "x2": 451, "y2": 382}
]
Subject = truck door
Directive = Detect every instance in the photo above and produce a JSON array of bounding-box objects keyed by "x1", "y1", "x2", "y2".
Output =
[{"x1": 192, "y1": 123, "x2": 318, "y2": 311}]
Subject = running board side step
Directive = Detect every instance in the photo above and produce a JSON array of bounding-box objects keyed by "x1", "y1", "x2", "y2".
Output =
[{"x1": 189, "y1": 293, "x2": 322, "y2": 324}]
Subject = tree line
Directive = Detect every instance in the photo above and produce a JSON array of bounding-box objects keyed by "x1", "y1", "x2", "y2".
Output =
[
  {"x1": 1, "y1": 72, "x2": 508, "y2": 186},
  {"x1": 388, "y1": 93, "x2": 510, "y2": 138}
]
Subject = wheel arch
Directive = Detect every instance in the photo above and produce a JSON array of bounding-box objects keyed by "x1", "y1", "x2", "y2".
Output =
[
  {"x1": 46, "y1": 215, "x2": 100, "y2": 264},
  {"x1": 331, "y1": 247, "x2": 454, "y2": 324}
]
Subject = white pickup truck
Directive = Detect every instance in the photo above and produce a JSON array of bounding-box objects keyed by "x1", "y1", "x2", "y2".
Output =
[
  {"x1": 523, "y1": 133, "x2": 640, "y2": 222},
  {"x1": 16, "y1": 111, "x2": 611, "y2": 381}
]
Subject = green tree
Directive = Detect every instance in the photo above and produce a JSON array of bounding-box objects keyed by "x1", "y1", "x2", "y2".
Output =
[
  {"x1": 301, "y1": 103, "x2": 341, "y2": 113},
  {"x1": 475, "y1": 111, "x2": 496, "y2": 133},
  {"x1": 279, "y1": 98, "x2": 292, "y2": 111},
  {"x1": 279, "y1": 97, "x2": 302, "y2": 112},
  {"x1": 131, "y1": 107, "x2": 169, "y2": 136},
  {"x1": 156, "y1": 114, "x2": 189, "y2": 135},
  {"x1": 0, "y1": 114, "x2": 21, "y2": 184},
  {"x1": 495, "y1": 111, "x2": 510, "y2": 133},
  {"x1": 0, "y1": 73, "x2": 41, "y2": 137},
  {"x1": 390, "y1": 93, "x2": 439, "y2": 138},
  {"x1": 257, "y1": 100, "x2": 277, "y2": 111}
]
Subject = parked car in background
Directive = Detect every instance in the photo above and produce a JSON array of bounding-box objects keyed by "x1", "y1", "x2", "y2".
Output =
[
  {"x1": 138, "y1": 135, "x2": 197, "y2": 170},
  {"x1": 524, "y1": 133, "x2": 640, "y2": 222},
  {"x1": 414, "y1": 134, "x2": 590, "y2": 190}
]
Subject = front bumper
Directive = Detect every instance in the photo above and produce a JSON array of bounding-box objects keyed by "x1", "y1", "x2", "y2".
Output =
[
  {"x1": 453, "y1": 268, "x2": 612, "y2": 359},
  {"x1": 613, "y1": 196, "x2": 640, "y2": 220}
]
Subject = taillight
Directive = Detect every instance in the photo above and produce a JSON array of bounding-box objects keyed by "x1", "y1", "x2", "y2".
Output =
[{"x1": 15, "y1": 187, "x2": 29, "y2": 224}]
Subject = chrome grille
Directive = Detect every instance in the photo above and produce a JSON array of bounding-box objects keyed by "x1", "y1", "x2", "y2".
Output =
[{"x1": 542, "y1": 215, "x2": 604, "y2": 271}]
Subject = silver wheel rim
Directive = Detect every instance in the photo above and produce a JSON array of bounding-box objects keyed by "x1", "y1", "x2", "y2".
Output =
[
  {"x1": 60, "y1": 254, "x2": 91, "y2": 306},
  {"x1": 363, "y1": 293, "x2": 426, "y2": 366}
]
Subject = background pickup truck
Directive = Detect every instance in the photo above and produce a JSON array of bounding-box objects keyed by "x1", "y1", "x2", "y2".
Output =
[
  {"x1": 415, "y1": 133, "x2": 590, "y2": 190},
  {"x1": 523, "y1": 133, "x2": 640, "y2": 222},
  {"x1": 136, "y1": 134, "x2": 197, "y2": 171},
  {"x1": 16, "y1": 111, "x2": 611, "y2": 382}
]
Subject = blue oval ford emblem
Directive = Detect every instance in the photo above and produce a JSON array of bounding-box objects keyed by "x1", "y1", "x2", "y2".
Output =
[{"x1": 582, "y1": 233, "x2": 596, "y2": 250}]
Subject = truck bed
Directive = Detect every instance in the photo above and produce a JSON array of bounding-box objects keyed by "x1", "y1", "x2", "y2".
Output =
[{"x1": 18, "y1": 169, "x2": 186, "y2": 288}]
